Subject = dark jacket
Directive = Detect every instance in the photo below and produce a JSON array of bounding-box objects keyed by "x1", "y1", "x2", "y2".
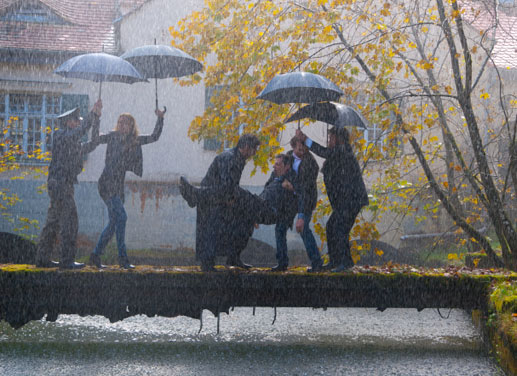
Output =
[
  {"x1": 261, "y1": 170, "x2": 297, "y2": 225},
  {"x1": 196, "y1": 147, "x2": 247, "y2": 259},
  {"x1": 94, "y1": 117, "x2": 164, "y2": 201},
  {"x1": 200, "y1": 147, "x2": 246, "y2": 203},
  {"x1": 48, "y1": 111, "x2": 99, "y2": 185},
  {"x1": 287, "y1": 149, "x2": 319, "y2": 218},
  {"x1": 309, "y1": 140, "x2": 369, "y2": 213}
]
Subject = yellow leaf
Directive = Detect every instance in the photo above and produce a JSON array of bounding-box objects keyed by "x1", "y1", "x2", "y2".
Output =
[
  {"x1": 480, "y1": 92, "x2": 490, "y2": 100},
  {"x1": 447, "y1": 253, "x2": 458, "y2": 260}
]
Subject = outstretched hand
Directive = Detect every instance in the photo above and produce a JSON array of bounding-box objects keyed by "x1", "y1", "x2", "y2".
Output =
[
  {"x1": 92, "y1": 99, "x2": 102, "y2": 117},
  {"x1": 295, "y1": 128, "x2": 307, "y2": 142},
  {"x1": 155, "y1": 106, "x2": 167, "y2": 118},
  {"x1": 282, "y1": 179, "x2": 294, "y2": 192}
]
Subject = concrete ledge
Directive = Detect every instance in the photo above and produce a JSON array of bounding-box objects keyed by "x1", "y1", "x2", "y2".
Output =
[{"x1": 0, "y1": 264, "x2": 500, "y2": 328}]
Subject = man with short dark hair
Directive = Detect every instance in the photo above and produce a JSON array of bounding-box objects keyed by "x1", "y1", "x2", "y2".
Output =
[
  {"x1": 180, "y1": 133, "x2": 261, "y2": 271},
  {"x1": 296, "y1": 127, "x2": 368, "y2": 272},
  {"x1": 36, "y1": 100, "x2": 102, "y2": 269}
]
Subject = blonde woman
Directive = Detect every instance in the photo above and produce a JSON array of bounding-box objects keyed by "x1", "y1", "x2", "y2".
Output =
[{"x1": 90, "y1": 109, "x2": 165, "y2": 269}]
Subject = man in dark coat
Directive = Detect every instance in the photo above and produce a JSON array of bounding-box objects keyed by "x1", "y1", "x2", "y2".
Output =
[
  {"x1": 272, "y1": 135, "x2": 323, "y2": 272},
  {"x1": 180, "y1": 134, "x2": 261, "y2": 271},
  {"x1": 296, "y1": 127, "x2": 369, "y2": 272},
  {"x1": 180, "y1": 152, "x2": 296, "y2": 271},
  {"x1": 35, "y1": 100, "x2": 102, "y2": 269}
]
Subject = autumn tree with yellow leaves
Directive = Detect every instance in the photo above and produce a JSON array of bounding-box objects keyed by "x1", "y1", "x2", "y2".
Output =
[
  {"x1": 170, "y1": 0, "x2": 517, "y2": 269},
  {"x1": 0, "y1": 116, "x2": 48, "y2": 236}
]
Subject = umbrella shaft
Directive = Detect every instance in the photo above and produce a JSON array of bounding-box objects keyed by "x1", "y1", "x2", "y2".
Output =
[{"x1": 155, "y1": 77, "x2": 158, "y2": 110}]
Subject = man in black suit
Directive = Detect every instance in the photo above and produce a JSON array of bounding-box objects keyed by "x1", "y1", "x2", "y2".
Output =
[
  {"x1": 272, "y1": 135, "x2": 323, "y2": 272},
  {"x1": 296, "y1": 127, "x2": 368, "y2": 272}
]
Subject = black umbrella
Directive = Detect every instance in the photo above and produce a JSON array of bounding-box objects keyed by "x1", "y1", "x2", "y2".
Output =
[
  {"x1": 120, "y1": 43, "x2": 203, "y2": 110},
  {"x1": 54, "y1": 53, "x2": 146, "y2": 99},
  {"x1": 284, "y1": 101, "x2": 368, "y2": 129},
  {"x1": 257, "y1": 72, "x2": 344, "y2": 104}
]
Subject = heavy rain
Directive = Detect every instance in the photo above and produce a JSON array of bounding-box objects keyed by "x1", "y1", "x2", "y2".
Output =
[{"x1": 0, "y1": 0, "x2": 516, "y2": 375}]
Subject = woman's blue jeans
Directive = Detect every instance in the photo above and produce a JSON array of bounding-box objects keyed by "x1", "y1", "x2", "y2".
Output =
[{"x1": 93, "y1": 196, "x2": 128, "y2": 259}]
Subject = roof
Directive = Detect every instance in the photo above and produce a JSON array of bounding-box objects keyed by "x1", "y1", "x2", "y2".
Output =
[
  {"x1": 0, "y1": 0, "x2": 149, "y2": 56},
  {"x1": 463, "y1": 1, "x2": 517, "y2": 70}
]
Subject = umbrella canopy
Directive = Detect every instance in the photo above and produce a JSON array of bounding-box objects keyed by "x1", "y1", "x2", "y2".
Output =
[
  {"x1": 120, "y1": 44, "x2": 203, "y2": 109},
  {"x1": 257, "y1": 72, "x2": 344, "y2": 104},
  {"x1": 54, "y1": 53, "x2": 146, "y2": 99},
  {"x1": 54, "y1": 52, "x2": 145, "y2": 83},
  {"x1": 120, "y1": 45, "x2": 203, "y2": 79},
  {"x1": 284, "y1": 101, "x2": 368, "y2": 129}
]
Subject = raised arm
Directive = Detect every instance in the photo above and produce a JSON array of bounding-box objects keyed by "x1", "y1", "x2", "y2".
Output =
[
  {"x1": 80, "y1": 99, "x2": 103, "y2": 155},
  {"x1": 137, "y1": 108, "x2": 166, "y2": 145},
  {"x1": 295, "y1": 128, "x2": 332, "y2": 159}
]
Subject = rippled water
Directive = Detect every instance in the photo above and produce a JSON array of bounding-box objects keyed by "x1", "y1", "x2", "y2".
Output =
[{"x1": 0, "y1": 308, "x2": 504, "y2": 375}]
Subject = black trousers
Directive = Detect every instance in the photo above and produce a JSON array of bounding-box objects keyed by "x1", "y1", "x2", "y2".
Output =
[
  {"x1": 195, "y1": 187, "x2": 277, "y2": 265},
  {"x1": 326, "y1": 206, "x2": 361, "y2": 267}
]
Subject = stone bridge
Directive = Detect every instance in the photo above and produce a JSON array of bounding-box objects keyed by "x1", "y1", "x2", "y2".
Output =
[{"x1": 0, "y1": 264, "x2": 502, "y2": 329}]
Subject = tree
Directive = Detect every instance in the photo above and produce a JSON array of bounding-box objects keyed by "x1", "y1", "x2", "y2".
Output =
[
  {"x1": 170, "y1": 0, "x2": 517, "y2": 269},
  {"x1": 0, "y1": 116, "x2": 48, "y2": 237}
]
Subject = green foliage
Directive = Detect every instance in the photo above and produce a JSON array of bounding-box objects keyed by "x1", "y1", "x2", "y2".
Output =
[{"x1": 490, "y1": 281, "x2": 517, "y2": 314}]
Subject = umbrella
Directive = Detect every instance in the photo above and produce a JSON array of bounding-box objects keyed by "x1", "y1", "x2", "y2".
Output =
[
  {"x1": 257, "y1": 72, "x2": 344, "y2": 104},
  {"x1": 284, "y1": 101, "x2": 368, "y2": 129},
  {"x1": 54, "y1": 53, "x2": 146, "y2": 99},
  {"x1": 120, "y1": 43, "x2": 203, "y2": 110}
]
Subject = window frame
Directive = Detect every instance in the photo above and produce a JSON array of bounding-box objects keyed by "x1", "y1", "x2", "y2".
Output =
[{"x1": 0, "y1": 92, "x2": 90, "y2": 165}]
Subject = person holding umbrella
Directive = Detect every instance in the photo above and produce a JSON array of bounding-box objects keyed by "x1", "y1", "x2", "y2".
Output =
[
  {"x1": 295, "y1": 127, "x2": 369, "y2": 272},
  {"x1": 89, "y1": 108, "x2": 166, "y2": 269},
  {"x1": 36, "y1": 99, "x2": 103, "y2": 269}
]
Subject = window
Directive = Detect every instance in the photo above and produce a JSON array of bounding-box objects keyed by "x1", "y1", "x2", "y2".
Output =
[{"x1": 0, "y1": 93, "x2": 88, "y2": 165}]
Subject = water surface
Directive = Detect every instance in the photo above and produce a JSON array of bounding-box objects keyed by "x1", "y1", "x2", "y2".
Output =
[{"x1": 0, "y1": 308, "x2": 503, "y2": 375}]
